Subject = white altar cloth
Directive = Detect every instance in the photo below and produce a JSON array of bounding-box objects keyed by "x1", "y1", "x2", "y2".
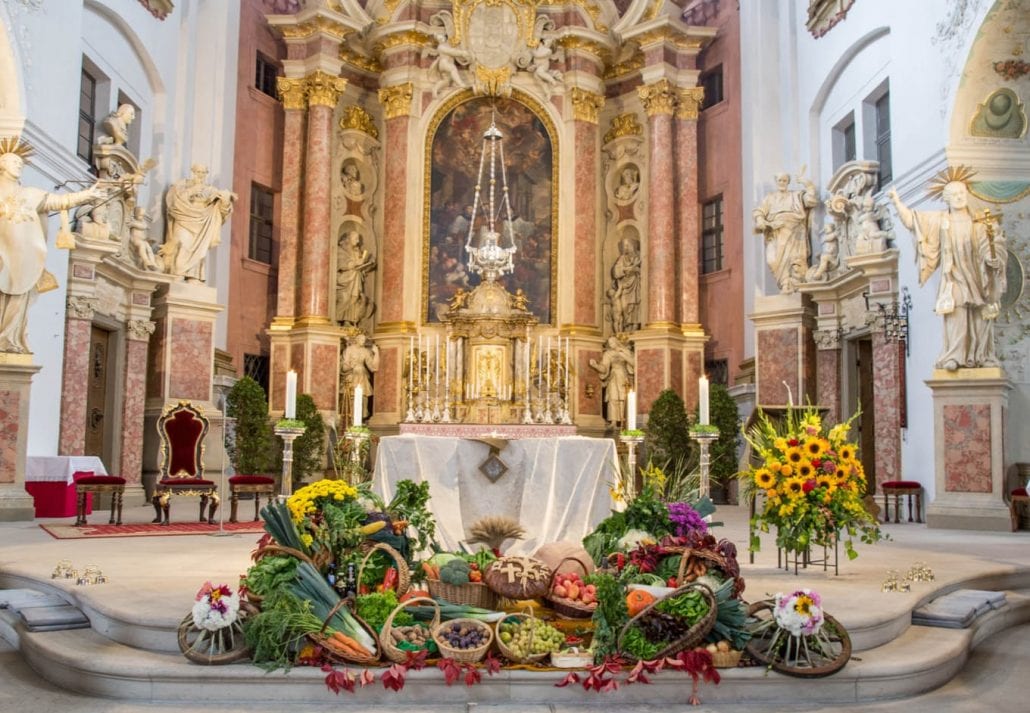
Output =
[
  {"x1": 25, "y1": 456, "x2": 108, "y2": 484},
  {"x1": 373, "y1": 435, "x2": 618, "y2": 556}
]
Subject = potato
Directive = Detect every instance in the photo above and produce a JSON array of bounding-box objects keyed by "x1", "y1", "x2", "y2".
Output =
[
  {"x1": 706, "y1": 643, "x2": 718, "y2": 654},
  {"x1": 717, "y1": 640, "x2": 731, "y2": 652}
]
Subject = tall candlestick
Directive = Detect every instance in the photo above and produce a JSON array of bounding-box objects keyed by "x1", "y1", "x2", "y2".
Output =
[
  {"x1": 444, "y1": 338, "x2": 450, "y2": 402},
  {"x1": 546, "y1": 337, "x2": 551, "y2": 390},
  {"x1": 627, "y1": 390, "x2": 637, "y2": 430},
  {"x1": 434, "y1": 334, "x2": 440, "y2": 401},
  {"x1": 353, "y1": 385, "x2": 363, "y2": 427},
  {"x1": 285, "y1": 370, "x2": 297, "y2": 419},
  {"x1": 408, "y1": 336, "x2": 414, "y2": 396},
  {"x1": 699, "y1": 375, "x2": 710, "y2": 425},
  {"x1": 525, "y1": 339, "x2": 531, "y2": 399},
  {"x1": 564, "y1": 337, "x2": 570, "y2": 394}
]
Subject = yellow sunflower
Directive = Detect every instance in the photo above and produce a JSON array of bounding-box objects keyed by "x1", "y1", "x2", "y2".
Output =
[
  {"x1": 785, "y1": 446, "x2": 804, "y2": 465},
  {"x1": 816, "y1": 474, "x2": 835, "y2": 492},
  {"x1": 754, "y1": 468, "x2": 776, "y2": 489},
  {"x1": 796, "y1": 460, "x2": 815, "y2": 480},
  {"x1": 784, "y1": 476, "x2": 806, "y2": 500},
  {"x1": 803, "y1": 438, "x2": 828, "y2": 459},
  {"x1": 834, "y1": 466, "x2": 849, "y2": 483},
  {"x1": 838, "y1": 444, "x2": 856, "y2": 462}
]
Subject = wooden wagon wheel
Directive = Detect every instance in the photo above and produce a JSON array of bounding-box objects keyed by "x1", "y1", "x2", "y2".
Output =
[
  {"x1": 178, "y1": 600, "x2": 258, "y2": 665},
  {"x1": 744, "y1": 600, "x2": 851, "y2": 677}
]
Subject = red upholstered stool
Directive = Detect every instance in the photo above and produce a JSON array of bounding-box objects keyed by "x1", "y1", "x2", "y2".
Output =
[
  {"x1": 1011, "y1": 487, "x2": 1029, "y2": 532},
  {"x1": 228, "y1": 475, "x2": 276, "y2": 522},
  {"x1": 881, "y1": 481, "x2": 922, "y2": 523},
  {"x1": 75, "y1": 472, "x2": 126, "y2": 526}
]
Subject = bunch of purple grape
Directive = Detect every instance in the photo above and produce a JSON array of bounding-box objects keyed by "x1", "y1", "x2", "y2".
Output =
[{"x1": 439, "y1": 622, "x2": 487, "y2": 650}]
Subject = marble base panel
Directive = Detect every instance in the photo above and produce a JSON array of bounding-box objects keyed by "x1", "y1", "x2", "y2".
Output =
[
  {"x1": 147, "y1": 281, "x2": 223, "y2": 403},
  {"x1": 750, "y1": 293, "x2": 816, "y2": 408},
  {"x1": 630, "y1": 329, "x2": 705, "y2": 417},
  {"x1": 0, "y1": 360, "x2": 41, "y2": 521}
]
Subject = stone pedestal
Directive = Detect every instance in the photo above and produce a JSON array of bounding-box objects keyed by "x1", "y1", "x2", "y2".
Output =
[
  {"x1": 0, "y1": 357, "x2": 42, "y2": 521},
  {"x1": 631, "y1": 326, "x2": 707, "y2": 418},
  {"x1": 750, "y1": 293, "x2": 816, "y2": 408},
  {"x1": 925, "y1": 368, "x2": 1011, "y2": 531}
]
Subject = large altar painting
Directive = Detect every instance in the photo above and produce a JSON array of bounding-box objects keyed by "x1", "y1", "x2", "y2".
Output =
[{"x1": 425, "y1": 95, "x2": 555, "y2": 323}]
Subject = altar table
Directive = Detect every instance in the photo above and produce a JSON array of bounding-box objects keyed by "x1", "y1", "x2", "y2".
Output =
[
  {"x1": 25, "y1": 456, "x2": 107, "y2": 518},
  {"x1": 373, "y1": 435, "x2": 618, "y2": 555}
]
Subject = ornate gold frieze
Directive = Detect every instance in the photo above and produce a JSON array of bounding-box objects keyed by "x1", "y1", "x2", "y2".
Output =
[
  {"x1": 643, "y1": 0, "x2": 664, "y2": 21},
  {"x1": 378, "y1": 82, "x2": 415, "y2": 119},
  {"x1": 374, "y1": 30, "x2": 434, "y2": 54},
  {"x1": 541, "y1": 0, "x2": 608, "y2": 33},
  {"x1": 277, "y1": 76, "x2": 308, "y2": 111},
  {"x1": 602, "y1": 50, "x2": 644, "y2": 80},
  {"x1": 570, "y1": 88, "x2": 605, "y2": 124},
  {"x1": 339, "y1": 106, "x2": 379, "y2": 139},
  {"x1": 475, "y1": 65, "x2": 514, "y2": 97},
  {"x1": 306, "y1": 71, "x2": 348, "y2": 108},
  {"x1": 603, "y1": 113, "x2": 643, "y2": 145},
  {"x1": 638, "y1": 79, "x2": 678, "y2": 116},
  {"x1": 279, "y1": 15, "x2": 352, "y2": 41},
  {"x1": 556, "y1": 35, "x2": 610, "y2": 64},
  {"x1": 340, "y1": 46, "x2": 383, "y2": 74},
  {"x1": 376, "y1": 0, "x2": 403, "y2": 25},
  {"x1": 634, "y1": 26, "x2": 707, "y2": 52},
  {"x1": 676, "y1": 87, "x2": 705, "y2": 120}
]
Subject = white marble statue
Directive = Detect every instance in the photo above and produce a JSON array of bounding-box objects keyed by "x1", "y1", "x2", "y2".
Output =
[
  {"x1": 74, "y1": 202, "x2": 112, "y2": 241},
  {"x1": 335, "y1": 230, "x2": 376, "y2": 326},
  {"x1": 96, "y1": 104, "x2": 136, "y2": 147},
  {"x1": 528, "y1": 33, "x2": 563, "y2": 91},
  {"x1": 160, "y1": 164, "x2": 236, "y2": 281},
  {"x1": 606, "y1": 236, "x2": 641, "y2": 334},
  {"x1": 805, "y1": 222, "x2": 840, "y2": 283},
  {"x1": 853, "y1": 194, "x2": 890, "y2": 253},
  {"x1": 424, "y1": 22, "x2": 470, "y2": 98},
  {"x1": 128, "y1": 206, "x2": 161, "y2": 271},
  {"x1": 589, "y1": 337, "x2": 634, "y2": 429},
  {"x1": 753, "y1": 172, "x2": 818, "y2": 293},
  {"x1": 614, "y1": 166, "x2": 640, "y2": 202},
  {"x1": 0, "y1": 140, "x2": 103, "y2": 352},
  {"x1": 889, "y1": 178, "x2": 1006, "y2": 371},
  {"x1": 341, "y1": 334, "x2": 380, "y2": 419}
]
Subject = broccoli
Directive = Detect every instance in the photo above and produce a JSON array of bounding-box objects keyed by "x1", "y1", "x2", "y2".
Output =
[{"x1": 439, "y1": 559, "x2": 470, "y2": 585}]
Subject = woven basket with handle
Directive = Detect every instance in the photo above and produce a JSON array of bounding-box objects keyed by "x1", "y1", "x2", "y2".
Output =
[
  {"x1": 543, "y1": 556, "x2": 596, "y2": 620},
  {"x1": 246, "y1": 544, "x2": 318, "y2": 606},
  {"x1": 495, "y1": 605, "x2": 550, "y2": 665},
  {"x1": 427, "y1": 578, "x2": 498, "y2": 609},
  {"x1": 616, "y1": 583, "x2": 716, "y2": 662},
  {"x1": 357, "y1": 541, "x2": 411, "y2": 597},
  {"x1": 380, "y1": 596, "x2": 439, "y2": 664},
  {"x1": 308, "y1": 596, "x2": 381, "y2": 665}
]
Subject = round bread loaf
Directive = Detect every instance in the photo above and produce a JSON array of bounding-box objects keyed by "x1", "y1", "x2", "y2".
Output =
[{"x1": 483, "y1": 556, "x2": 552, "y2": 600}]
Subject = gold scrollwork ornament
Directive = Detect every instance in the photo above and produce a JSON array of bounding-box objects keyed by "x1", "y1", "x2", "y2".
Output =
[
  {"x1": 339, "y1": 106, "x2": 379, "y2": 139},
  {"x1": 378, "y1": 83, "x2": 415, "y2": 119}
]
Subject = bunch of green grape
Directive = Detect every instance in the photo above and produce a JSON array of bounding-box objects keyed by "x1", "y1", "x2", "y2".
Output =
[{"x1": 498, "y1": 618, "x2": 564, "y2": 659}]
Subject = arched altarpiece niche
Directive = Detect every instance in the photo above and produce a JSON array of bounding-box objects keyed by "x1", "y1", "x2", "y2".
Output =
[{"x1": 422, "y1": 89, "x2": 558, "y2": 325}]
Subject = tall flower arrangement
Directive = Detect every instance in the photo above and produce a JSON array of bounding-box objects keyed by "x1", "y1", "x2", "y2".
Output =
[{"x1": 741, "y1": 408, "x2": 882, "y2": 560}]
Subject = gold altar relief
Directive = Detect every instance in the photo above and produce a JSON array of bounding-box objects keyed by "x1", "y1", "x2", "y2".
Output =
[
  {"x1": 339, "y1": 106, "x2": 379, "y2": 139},
  {"x1": 604, "y1": 113, "x2": 643, "y2": 145},
  {"x1": 603, "y1": 49, "x2": 644, "y2": 80},
  {"x1": 475, "y1": 65, "x2": 515, "y2": 97},
  {"x1": 638, "y1": 79, "x2": 678, "y2": 116},
  {"x1": 305, "y1": 71, "x2": 348, "y2": 109},
  {"x1": 570, "y1": 88, "x2": 605, "y2": 124},
  {"x1": 376, "y1": 0, "x2": 403, "y2": 25},
  {"x1": 276, "y1": 77, "x2": 307, "y2": 111},
  {"x1": 378, "y1": 83, "x2": 414, "y2": 119},
  {"x1": 340, "y1": 46, "x2": 383, "y2": 74},
  {"x1": 374, "y1": 30, "x2": 434, "y2": 54},
  {"x1": 472, "y1": 344, "x2": 506, "y2": 398},
  {"x1": 676, "y1": 87, "x2": 705, "y2": 120}
]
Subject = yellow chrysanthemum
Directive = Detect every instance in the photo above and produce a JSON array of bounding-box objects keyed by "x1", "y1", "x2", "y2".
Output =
[
  {"x1": 784, "y1": 476, "x2": 806, "y2": 500},
  {"x1": 794, "y1": 593, "x2": 815, "y2": 616},
  {"x1": 803, "y1": 438, "x2": 828, "y2": 459},
  {"x1": 774, "y1": 438, "x2": 789, "y2": 452},
  {"x1": 785, "y1": 446, "x2": 804, "y2": 465},
  {"x1": 754, "y1": 468, "x2": 776, "y2": 489},
  {"x1": 780, "y1": 464, "x2": 794, "y2": 476},
  {"x1": 765, "y1": 488, "x2": 778, "y2": 500},
  {"x1": 300, "y1": 533, "x2": 314, "y2": 548}
]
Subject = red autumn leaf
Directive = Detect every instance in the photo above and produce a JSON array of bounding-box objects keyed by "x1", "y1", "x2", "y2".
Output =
[
  {"x1": 626, "y1": 661, "x2": 652, "y2": 685},
  {"x1": 484, "y1": 652, "x2": 502, "y2": 676},
  {"x1": 437, "y1": 658, "x2": 462, "y2": 686},
  {"x1": 358, "y1": 669, "x2": 375, "y2": 687},
  {"x1": 322, "y1": 666, "x2": 354, "y2": 695},
  {"x1": 555, "y1": 672, "x2": 581, "y2": 688},
  {"x1": 600, "y1": 678, "x2": 620, "y2": 693},
  {"x1": 381, "y1": 664, "x2": 407, "y2": 692},
  {"x1": 403, "y1": 648, "x2": 429, "y2": 671},
  {"x1": 664, "y1": 655, "x2": 685, "y2": 669},
  {"x1": 463, "y1": 664, "x2": 482, "y2": 687}
]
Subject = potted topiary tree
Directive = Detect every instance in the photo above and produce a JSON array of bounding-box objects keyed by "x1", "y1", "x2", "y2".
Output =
[
  {"x1": 644, "y1": 389, "x2": 697, "y2": 492},
  {"x1": 705, "y1": 382, "x2": 741, "y2": 503},
  {"x1": 225, "y1": 376, "x2": 277, "y2": 476},
  {"x1": 290, "y1": 393, "x2": 326, "y2": 488}
]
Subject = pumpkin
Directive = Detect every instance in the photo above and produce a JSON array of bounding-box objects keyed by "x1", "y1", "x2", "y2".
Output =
[{"x1": 626, "y1": 589, "x2": 656, "y2": 617}]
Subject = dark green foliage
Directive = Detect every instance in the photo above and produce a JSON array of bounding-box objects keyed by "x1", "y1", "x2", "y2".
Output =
[
  {"x1": 644, "y1": 389, "x2": 695, "y2": 476},
  {"x1": 292, "y1": 394, "x2": 326, "y2": 487},
  {"x1": 225, "y1": 376, "x2": 276, "y2": 475},
  {"x1": 707, "y1": 383, "x2": 742, "y2": 485}
]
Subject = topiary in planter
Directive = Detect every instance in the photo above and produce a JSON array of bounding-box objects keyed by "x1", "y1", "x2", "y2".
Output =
[
  {"x1": 706, "y1": 383, "x2": 741, "y2": 501},
  {"x1": 225, "y1": 376, "x2": 277, "y2": 476},
  {"x1": 644, "y1": 389, "x2": 695, "y2": 480},
  {"x1": 291, "y1": 393, "x2": 326, "y2": 487}
]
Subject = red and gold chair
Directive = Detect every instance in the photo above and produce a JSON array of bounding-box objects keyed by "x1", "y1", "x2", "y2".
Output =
[{"x1": 153, "y1": 401, "x2": 218, "y2": 525}]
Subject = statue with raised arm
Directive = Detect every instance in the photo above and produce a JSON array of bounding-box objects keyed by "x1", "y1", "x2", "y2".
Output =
[
  {"x1": 335, "y1": 230, "x2": 376, "y2": 326},
  {"x1": 341, "y1": 334, "x2": 380, "y2": 420},
  {"x1": 160, "y1": 164, "x2": 236, "y2": 281},
  {"x1": 424, "y1": 13, "x2": 470, "y2": 98},
  {"x1": 888, "y1": 167, "x2": 1007, "y2": 371},
  {"x1": 589, "y1": 336, "x2": 634, "y2": 428},
  {"x1": 753, "y1": 172, "x2": 818, "y2": 293},
  {"x1": 0, "y1": 138, "x2": 104, "y2": 352}
]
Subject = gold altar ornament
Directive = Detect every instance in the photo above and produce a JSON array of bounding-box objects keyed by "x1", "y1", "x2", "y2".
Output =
[
  {"x1": 604, "y1": 113, "x2": 644, "y2": 145},
  {"x1": 638, "y1": 79, "x2": 679, "y2": 116},
  {"x1": 378, "y1": 83, "x2": 414, "y2": 119},
  {"x1": 339, "y1": 106, "x2": 379, "y2": 140},
  {"x1": 570, "y1": 88, "x2": 606, "y2": 124}
]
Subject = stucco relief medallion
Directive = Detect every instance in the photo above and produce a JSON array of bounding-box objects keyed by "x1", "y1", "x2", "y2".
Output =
[{"x1": 468, "y1": 4, "x2": 520, "y2": 69}]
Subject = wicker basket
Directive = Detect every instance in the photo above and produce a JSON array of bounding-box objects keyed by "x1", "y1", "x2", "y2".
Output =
[
  {"x1": 308, "y1": 597, "x2": 381, "y2": 665},
  {"x1": 543, "y1": 557, "x2": 596, "y2": 620},
  {"x1": 432, "y1": 617, "x2": 494, "y2": 664},
  {"x1": 616, "y1": 583, "x2": 717, "y2": 662},
  {"x1": 247, "y1": 544, "x2": 319, "y2": 607},
  {"x1": 358, "y1": 541, "x2": 411, "y2": 597},
  {"x1": 711, "y1": 649, "x2": 743, "y2": 668},
  {"x1": 427, "y1": 578, "x2": 498, "y2": 610},
  {"x1": 495, "y1": 606, "x2": 551, "y2": 665},
  {"x1": 380, "y1": 596, "x2": 439, "y2": 664}
]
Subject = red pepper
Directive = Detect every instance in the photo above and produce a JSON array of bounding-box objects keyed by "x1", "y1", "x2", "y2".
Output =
[
  {"x1": 382, "y1": 566, "x2": 398, "y2": 591},
  {"x1": 667, "y1": 577, "x2": 678, "y2": 587}
]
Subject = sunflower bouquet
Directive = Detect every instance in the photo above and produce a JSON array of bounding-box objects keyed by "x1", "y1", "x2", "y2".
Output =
[{"x1": 741, "y1": 407, "x2": 882, "y2": 561}]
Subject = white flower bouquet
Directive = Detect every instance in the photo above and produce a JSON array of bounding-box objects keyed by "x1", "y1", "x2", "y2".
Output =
[{"x1": 191, "y1": 581, "x2": 241, "y2": 632}]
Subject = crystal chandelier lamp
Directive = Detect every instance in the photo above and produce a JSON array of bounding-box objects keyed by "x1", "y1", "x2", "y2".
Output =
[{"x1": 464, "y1": 117, "x2": 518, "y2": 283}]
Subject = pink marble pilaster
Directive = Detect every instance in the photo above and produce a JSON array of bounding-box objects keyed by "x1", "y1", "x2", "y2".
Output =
[
  {"x1": 58, "y1": 317, "x2": 92, "y2": 455},
  {"x1": 276, "y1": 107, "x2": 306, "y2": 318},
  {"x1": 0, "y1": 389, "x2": 20, "y2": 483},
  {"x1": 167, "y1": 319, "x2": 214, "y2": 402},
  {"x1": 574, "y1": 121, "x2": 598, "y2": 326},
  {"x1": 270, "y1": 342, "x2": 288, "y2": 412},
  {"x1": 675, "y1": 117, "x2": 700, "y2": 324},
  {"x1": 942, "y1": 403, "x2": 993, "y2": 493},
  {"x1": 119, "y1": 338, "x2": 149, "y2": 484},
  {"x1": 636, "y1": 348, "x2": 665, "y2": 412},
  {"x1": 646, "y1": 113, "x2": 676, "y2": 324},
  {"x1": 300, "y1": 103, "x2": 334, "y2": 319},
  {"x1": 756, "y1": 328, "x2": 799, "y2": 407},
  {"x1": 377, "y1": 346, "x2": 398, "y2": 414},
  {"x1": 308, "y1": 342, "x2": 339, "y2": 411},
  {"x1": 580, "y1": 350, "x2": 602, "y2": 417},
  {"x1": 380, "y1": 116, "x2": 409, "y2": 323},
  {"x1": 816, "y1": 348, "x2": 842, "y2": 424},
  {"x1": 871, "y1": 334, "x2": 902, "y2": 487},
  {"x1": 670, "y1": 349, "x2": 684, "y2": 400}
]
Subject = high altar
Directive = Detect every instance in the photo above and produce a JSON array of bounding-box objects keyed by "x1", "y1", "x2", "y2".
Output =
[{"x1": 266, "y1": 1, "x2": 714, "y2": 432}]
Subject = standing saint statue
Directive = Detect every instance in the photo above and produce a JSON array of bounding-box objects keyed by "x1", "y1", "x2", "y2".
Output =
[
  {"x1": 335, "y1": 230, "x2": 376, "y2": 326},
  {"x1": 0, "y1": 139, "x2": 103, "y2": 353},
  {"x1": 589, "y1": 337, "x2": 635, "y2": 428},
  {"x1": 888, "y1": 168, "x2": 1006, "y2": 371},
  {"x1": 161, "y1": 164, "x2": 236, "y2": 281},
  {"x1": 753, "y1": 172, "x2": 818, "y2": 293},
  {"x1": 341, "y1": 335, "x2": 380, "y2": 420},
  {"x1": 606, "y1": 236, "x2": 641, "y2": 334}
]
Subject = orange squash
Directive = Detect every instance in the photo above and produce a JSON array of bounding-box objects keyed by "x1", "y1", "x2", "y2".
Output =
[{"x1": 626, "y1": 589, "x2": 656, "y2": 617}]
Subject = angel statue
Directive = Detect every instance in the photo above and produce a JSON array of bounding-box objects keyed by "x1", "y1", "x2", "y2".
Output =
[
  {"x1": 528, "y1": 32, "x2": 563, "y2": 91},
  {"x1": 424, "y1": 12, "x2": 470, "y2": 98}
]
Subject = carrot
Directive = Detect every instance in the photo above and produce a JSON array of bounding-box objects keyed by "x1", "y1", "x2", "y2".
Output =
[
  {"x1": 421, "y1": 562, "x2": 440, "y2": 580},
  {"x1": 330, "y1": 630, "x2": 372, "y2": 657}
]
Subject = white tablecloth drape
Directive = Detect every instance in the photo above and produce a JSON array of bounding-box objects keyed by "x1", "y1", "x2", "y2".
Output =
[
  {"x1": 25, "y1": 456, "x2": 108, "y2": 484},
  {"x1": 373, "y1": 435, "x2": 618, "y2": 556}
]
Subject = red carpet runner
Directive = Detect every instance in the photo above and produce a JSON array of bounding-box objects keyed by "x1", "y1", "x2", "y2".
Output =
[{"x1": 40, "y1": 521, "x2": 265, "y2": 539}]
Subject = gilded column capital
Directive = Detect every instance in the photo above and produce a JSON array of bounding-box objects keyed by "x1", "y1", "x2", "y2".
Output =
[
  {"x1": 66, "y1": 295, "x2": 98, "y2": 321},
  {"x1": 126, "y1": 319, "x2": 157, "y2": 342},
  {"x1": 339, "y1": 106, "x2": 379, "y2": 139},
  {"x1": 378, "y1": 82, "x2": 414, "y2": 120},
  {"x1": 603, "y1": 112, "x2": 643, "y2": 145},
  {"x1": 569, "y1": 88, "x2": 606, "y2": 124},
  {"x1": 676, "y1": 87, "x2": 705, "y2": 120},
  {"x1": 305, "y1": 71, "x2": 347, "y2": 109},
  {"x1": 276, "y1": 76, "x2": 308, "y2": 111},
  {"x1": 638, "y1": 79, "x2": 678, "y2": 116}
]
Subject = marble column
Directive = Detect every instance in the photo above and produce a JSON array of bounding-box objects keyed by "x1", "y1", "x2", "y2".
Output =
[
  {"x1": 377, "y1": 82, "x2": 414, "y2": 325},
  {"x1": 0, "y1": 359, "x2": 41, "y2": 521},
  {"x1": 871, "y1": 329, "x2": 903, "y2": 487},
  {"x1": 750, "y1": 293, "x2": 817, "y2": 408},
  {"x1": 675, "y1": 88, "x2": 704, "y2": 326},
  {"x1": 299, "y1": 71, "x2": 347, "y2": 322},
  {"x1": 570, "y1": 88, "x2": 604, "y2": 328},
  {"x1": 58, "y1": 296, "x2": 98, "y2": 456},
  {"x1": 273, "y1": 76, "x2": 307, "y2": 321},
  {"x1": 120, "y1": 320, "x2": 154, "y2": 487},
  {"x1": 813, "y1": 330, "x2": 843, "y2": 424},
  {"x1": 638, "y1": 80, "x2": 678, "y2": 327}
]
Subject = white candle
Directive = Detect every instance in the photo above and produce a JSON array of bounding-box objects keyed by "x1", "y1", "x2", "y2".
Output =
[
  {"x1": 353, "y1": 385, "x2": 363, "y2": 427},
  {"x1": 699, "y1": 375, "x2": 710, "y2": 425},
  {"x1": 525, "y1": 339, "x2": 531, "y2": 400},
  {"x1": 627, "y1": 390, "x2": 637, "y2": 430},
  {"x1": 285, "y1": 370, "x2": 297, "y2": 419},
  {"x1": 564, "y1": 337, "x2": 570, "y2": 390},
  {"x1": 444, "y1": 338, "x2": 450, "y2": 401},
  {"x1": 434, "y1": 334, "x2": 440, "y2": 400},
  {"x1": 546, "y1": 337, "x2": 552, "y2": 389},
  {"x1": 408, "y1": 336, "x2": 414, "y2": 394}
]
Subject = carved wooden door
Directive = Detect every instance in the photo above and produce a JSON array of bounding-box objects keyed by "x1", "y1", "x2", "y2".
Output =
[
  {"x1": 855, "y1": 338, "x2": 876, "y2": 496},
  {"x1": 84, "y1": 326, "x2": 110, "y2": 459}
]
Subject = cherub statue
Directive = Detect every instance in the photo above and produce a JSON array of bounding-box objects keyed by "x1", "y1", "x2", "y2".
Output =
[
  {"x1": 853, "y1": 194, "x2": 890, "y2": 253},
  {"x1": 128, "y1": 206, "x2": 162, "y2": 271},
  {"x1": 74, "y1": 202, "x2": 112, "y2": 241},
  {"x1": 527, "y1": 29, "x2": 563, "y2": 92},
  {"x1": 510, "y1": 288, "x2": 529, "y2": 312},
  {"x1": 805, "y1": 222, "x2": 840, "y2": 283},
  {"x1": 448, "y1": 287, "x2": 469, "y2": 312},
  {"x1": 424, "y1": 12, "x2": 470, "y2": 98}
]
